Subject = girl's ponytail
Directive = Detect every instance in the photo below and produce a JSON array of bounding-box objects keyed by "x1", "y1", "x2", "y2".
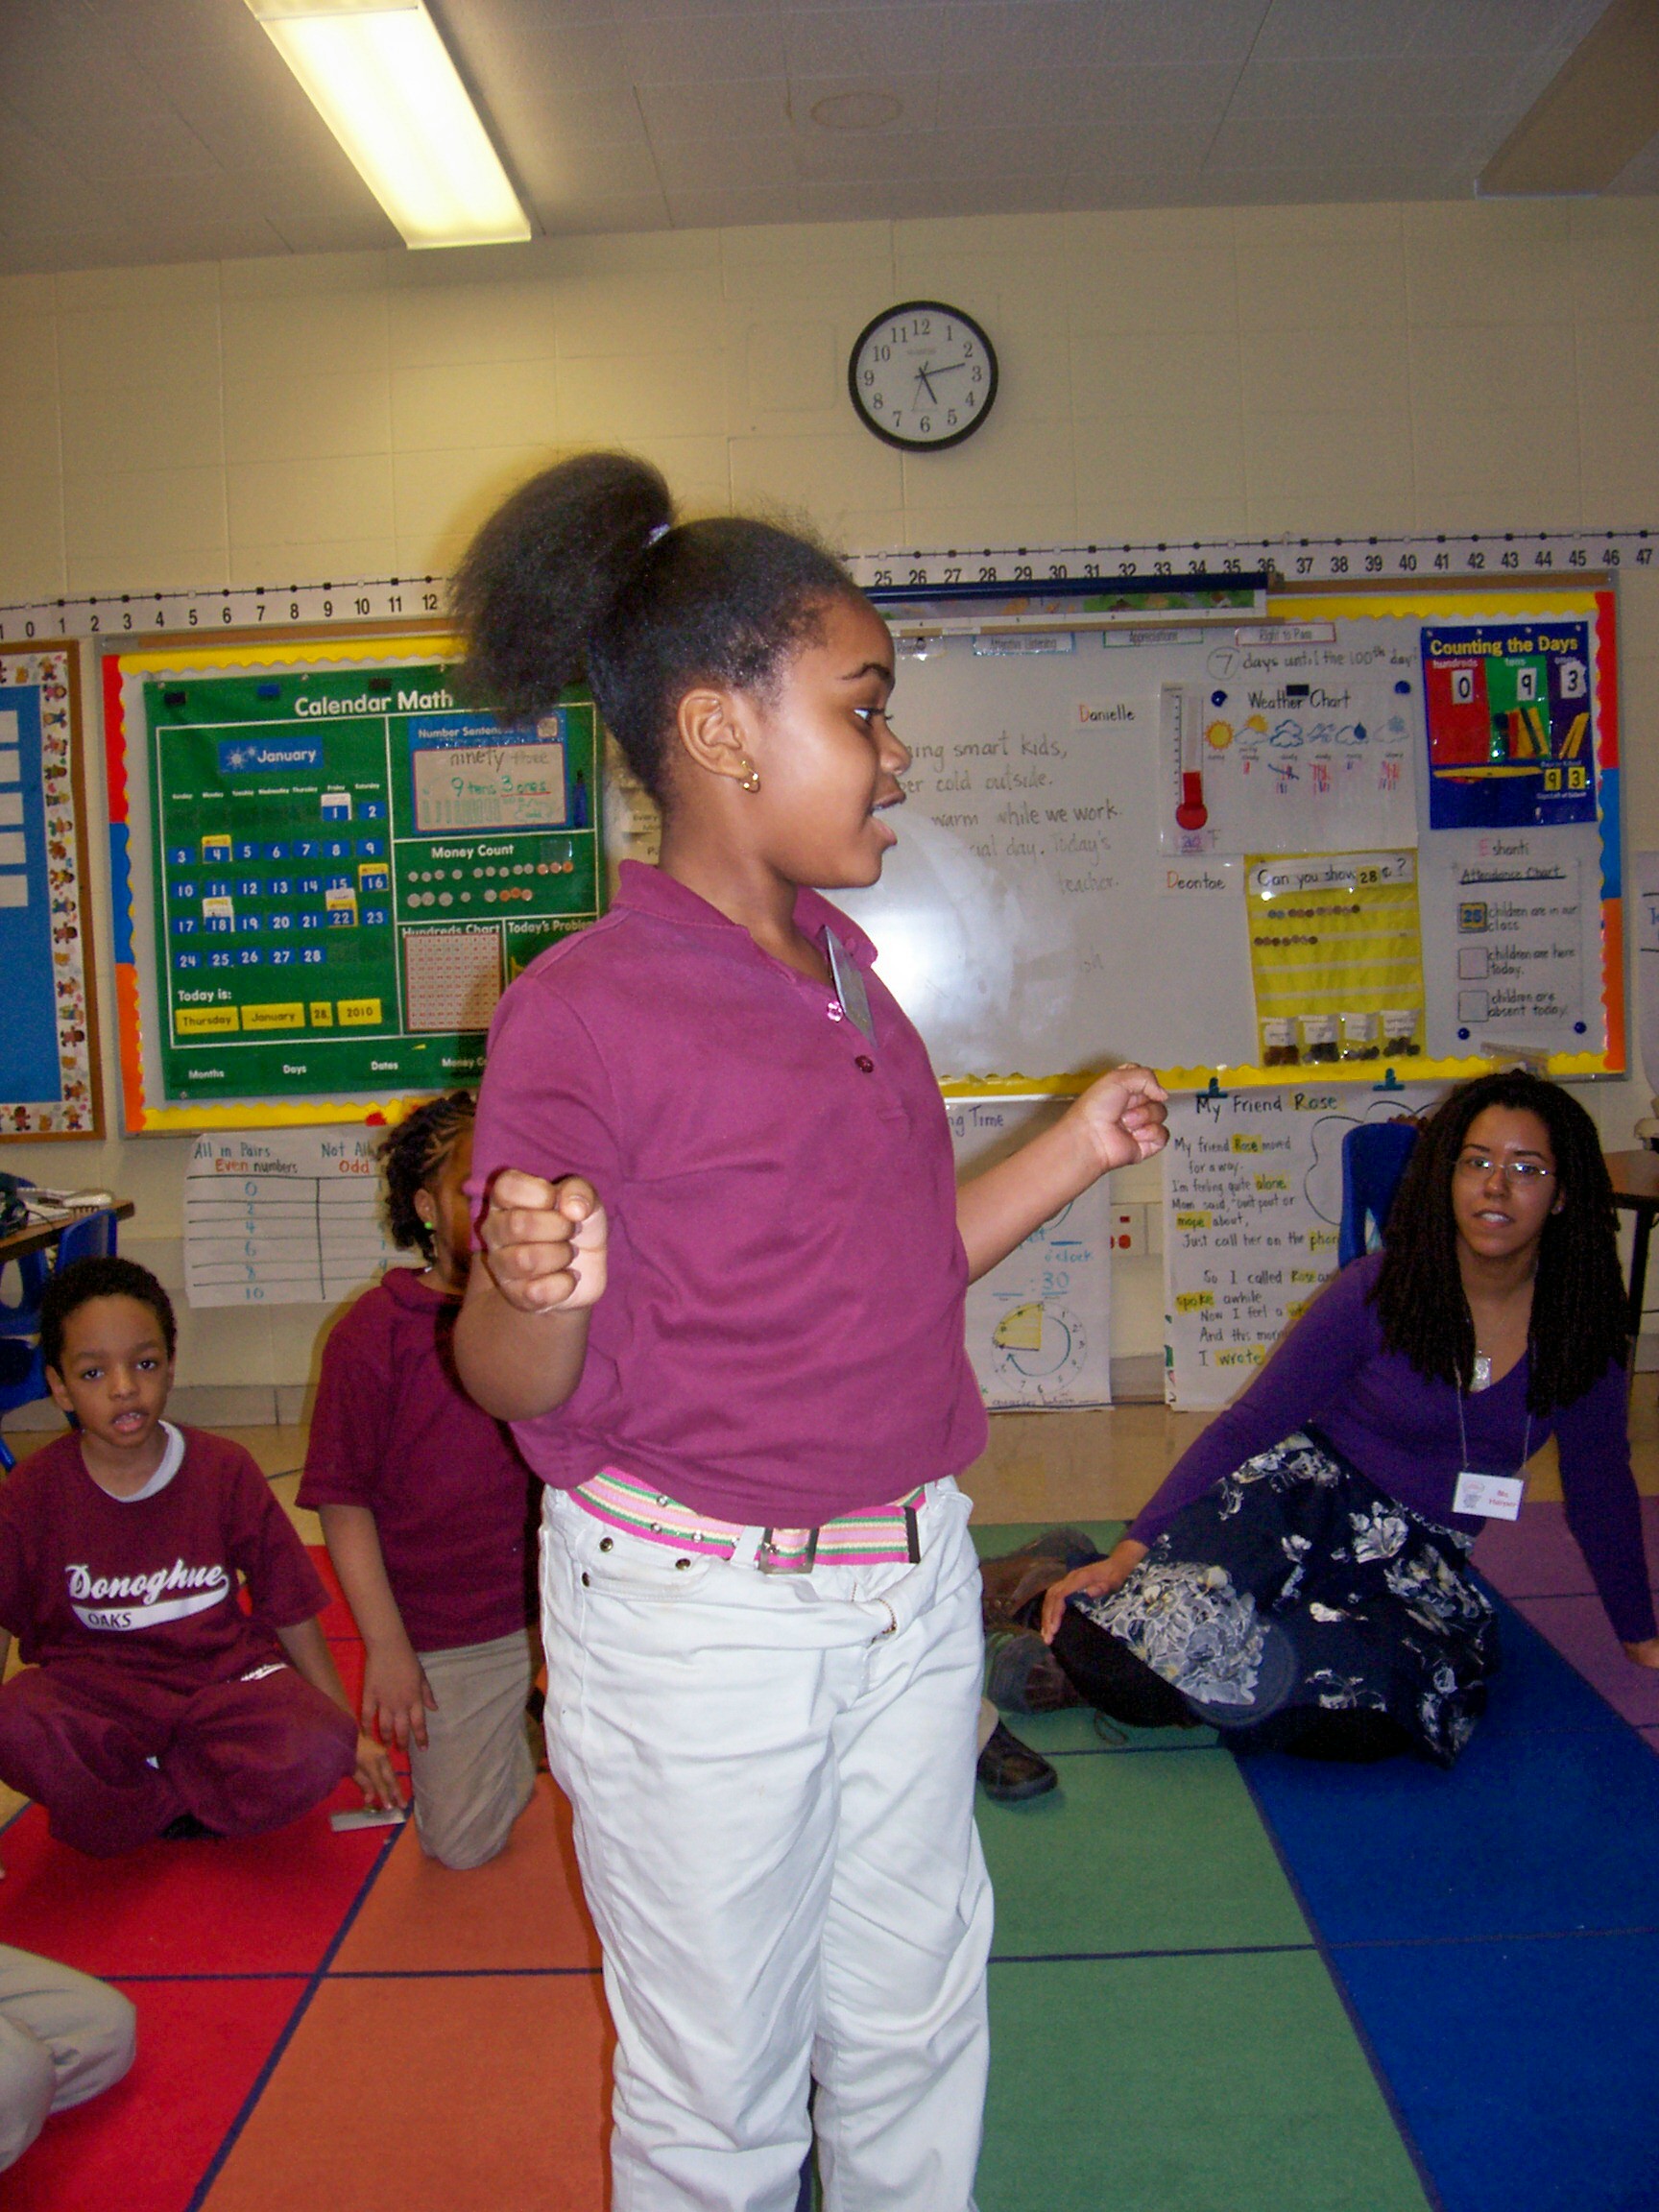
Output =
[
  {"x1": 452, "y1": 452, "x2": 673, "y2": 724},
  {"x1": 455, "y1": 450, "x2": 857, "y2": 801}
]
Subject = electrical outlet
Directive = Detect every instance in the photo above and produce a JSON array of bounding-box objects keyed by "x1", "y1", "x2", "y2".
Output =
[{"x1": 1108, "y1": 1203, "x2": 1145, "y2": 1257}]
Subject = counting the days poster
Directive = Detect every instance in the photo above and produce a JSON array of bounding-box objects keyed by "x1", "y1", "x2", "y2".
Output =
[{"x1": 106, "y1": 643, "x2": 604, "y2": 1129}]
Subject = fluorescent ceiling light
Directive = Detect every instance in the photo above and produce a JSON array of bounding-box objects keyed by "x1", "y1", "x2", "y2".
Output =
[{"x1": 248, "y1": 0, "x2": 530, "y2": 249}]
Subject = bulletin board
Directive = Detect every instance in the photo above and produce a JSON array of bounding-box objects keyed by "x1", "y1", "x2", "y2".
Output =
[
  {"x1": 0, "y1": 648, "x2": 103, "y2": 1138},
  {"x1": 103, "y1": 635, "x2": 605, "y2": 1133},
  {"x1": 827, "y1": 582, "x2": 1623, "y2": 1094}
]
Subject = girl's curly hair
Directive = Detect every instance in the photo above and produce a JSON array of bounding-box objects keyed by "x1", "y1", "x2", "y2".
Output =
[{"x1": 377, "y1": 1092, "x2": 475, "y2": 1261}]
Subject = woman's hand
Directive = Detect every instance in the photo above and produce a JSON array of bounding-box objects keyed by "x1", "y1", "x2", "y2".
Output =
[
  {"x1": 1623, "y1": 1636, "x2": 1659, "y2": 1670},
  {"x1": 478, "y1": 1169, "x2": 608, "y2": 1314},
  {"x1": 353, "y1": 1731, "x2": 406, "y2": 1812},
  {"x1": 362, "y1": 1639, "x2": 437, "y2": 1753},
  {"x1": 1040, "y1": 1537, "x2": 1148, "y2": 1643},
  {"x1": 1066, "y1": 1065, "x2": 1169, "y2": 1176}
]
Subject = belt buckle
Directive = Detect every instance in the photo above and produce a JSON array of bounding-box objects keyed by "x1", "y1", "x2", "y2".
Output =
[{"x1": 756, "y1": 1526, "x2": 818, "y2": 1575}]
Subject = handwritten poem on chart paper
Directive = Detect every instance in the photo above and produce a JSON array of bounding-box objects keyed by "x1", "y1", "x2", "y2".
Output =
[{"x1": 1164, "y1": 1084, "x2": 1439, "y2": 1411}]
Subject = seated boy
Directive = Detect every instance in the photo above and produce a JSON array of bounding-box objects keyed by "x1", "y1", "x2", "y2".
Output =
[{"x1": 0, "y1": 1257, "x2": 397, "y2": 1857}]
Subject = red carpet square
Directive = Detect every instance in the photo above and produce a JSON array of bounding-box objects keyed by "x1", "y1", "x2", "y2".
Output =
[
  {"x1": 0, "y1": 1786, "x2": 390, "y2": 1978},
  {"x1": 5, "y1": 1975, "x2": 305, "y2": 2212}
]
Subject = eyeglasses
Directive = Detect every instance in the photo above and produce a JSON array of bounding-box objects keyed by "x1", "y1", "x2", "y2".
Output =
[{"x1": 1454, "y1": 1150, "x2": 1554, "y2": 1185}]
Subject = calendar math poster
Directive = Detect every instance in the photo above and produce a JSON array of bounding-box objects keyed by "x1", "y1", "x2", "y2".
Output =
[{"x1": 105, "y1": 637, "x2": 604, "y2": 1131}]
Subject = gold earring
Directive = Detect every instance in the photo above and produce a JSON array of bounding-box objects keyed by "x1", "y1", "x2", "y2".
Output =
[{"x1": 738, "y1": 759, "x2": 761, "y2": 793}]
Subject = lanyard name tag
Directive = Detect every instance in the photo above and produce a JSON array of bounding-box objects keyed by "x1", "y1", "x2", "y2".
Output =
[
  {"x1": 1452, "y1": 1469, "x2": 1527, "y2": 1521},
  {"x1": 826, "y1": 929, "x2": 875, "y2": 1040}
]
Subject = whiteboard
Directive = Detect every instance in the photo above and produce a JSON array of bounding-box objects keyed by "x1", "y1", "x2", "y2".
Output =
[{"x1": 828, "y1": 588, "x2": 1620, "y2": 1091}]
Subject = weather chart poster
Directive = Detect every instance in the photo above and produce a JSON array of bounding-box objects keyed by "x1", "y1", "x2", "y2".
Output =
[{"x1": 1421, "y1": 621, "x2": 1596, "y2": 831}]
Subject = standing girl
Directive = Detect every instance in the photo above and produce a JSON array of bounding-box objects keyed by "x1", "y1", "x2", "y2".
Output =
[
  {"x1": 452, "y1": 453, "x2": 1166, "y2": 2212},
  {"x1": 300, "y1": 1093, "x2": 539, "y2": 1869}
]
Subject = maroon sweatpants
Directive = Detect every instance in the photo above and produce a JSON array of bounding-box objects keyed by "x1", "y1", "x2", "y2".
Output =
[{"x1": 0, "y1": 1661, "x2": 356, "y2": 1858}]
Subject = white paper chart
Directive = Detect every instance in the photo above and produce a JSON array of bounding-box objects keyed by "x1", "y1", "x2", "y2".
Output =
[
  {"x1": 1163, "y1": 1083, "x2": 1440, "y2": 1410},
  {"x1": 184, "y1": 1128, "x2": 418, "y2": 1308},
  {"x1": 950, "y1": 1098, "x2": 1112, "y2": 1407}
]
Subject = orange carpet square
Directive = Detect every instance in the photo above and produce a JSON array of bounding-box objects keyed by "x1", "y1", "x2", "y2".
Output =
[
  {"x1": 200, "y1": 1972, "x2": 612, "y2": 2212},
  {"x1": 335, "y1": 1773, "x2": 599, "y2": 1974}
]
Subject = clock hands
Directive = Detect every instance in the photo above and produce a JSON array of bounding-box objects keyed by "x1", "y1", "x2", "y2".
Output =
[{"x1": 910, "y1": 356, "x2": 970, "y2": 408}]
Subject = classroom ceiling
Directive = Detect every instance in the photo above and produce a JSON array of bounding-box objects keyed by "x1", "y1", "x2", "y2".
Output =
[{"x1": 0, "y1": 0, "x2": 1654, "y2": 275}]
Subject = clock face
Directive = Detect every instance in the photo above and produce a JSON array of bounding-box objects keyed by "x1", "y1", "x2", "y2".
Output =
[{"x1": 848, "y1": 301, "x2": 998, "y2": 452}]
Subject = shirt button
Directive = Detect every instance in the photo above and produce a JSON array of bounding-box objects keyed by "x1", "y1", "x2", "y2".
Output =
[
  {"x1": 674, "y1": 1557, "x2": 692, "y2": 1571},
  {"x1": 580, "y1": 1572, "x2": 590, "y2": 1587},
  {"x1": 855, "y1": 1054, "x2": 874, "y2": 1073},
  {"x1": 827, "y1": 1002, "x2": 844, "y2": 1022},
  {"x1": 598, "y1": 1537, "x2": 613, "y2": 1552}
]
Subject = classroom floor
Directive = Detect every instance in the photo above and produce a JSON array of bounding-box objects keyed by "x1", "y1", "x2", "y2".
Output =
[{"x1": 3, "y1": 1403, "x2": 1658, "y2": 2212}]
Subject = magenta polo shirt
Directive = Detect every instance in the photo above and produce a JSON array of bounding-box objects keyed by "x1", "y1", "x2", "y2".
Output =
[{"x1": 469, "y1": 860, "x2": 987, "y2": 1527}]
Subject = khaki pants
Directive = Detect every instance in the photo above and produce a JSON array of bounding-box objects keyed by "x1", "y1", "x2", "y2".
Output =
[
  {"x1": 0, "y1": 1945, "x2": 135, "y2": 2172},
  {"x1": 411, "y1": 1627, "x2": 538, "y2": 1870}
]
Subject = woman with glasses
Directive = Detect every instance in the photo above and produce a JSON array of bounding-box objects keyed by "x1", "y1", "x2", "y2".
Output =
[{"x1": 1016, "y1": 1072, "x2": 1658, "y2": 1765}]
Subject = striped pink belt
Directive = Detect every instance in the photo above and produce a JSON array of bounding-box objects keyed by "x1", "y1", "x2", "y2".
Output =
[{"x1": 571, "y1": 1466, "x2": 926, "y2": 1574}]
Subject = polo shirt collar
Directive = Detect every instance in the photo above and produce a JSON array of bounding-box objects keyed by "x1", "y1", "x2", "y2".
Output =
[{"x1": 613, "y1": 860, "x2": 878, "y2": 971}]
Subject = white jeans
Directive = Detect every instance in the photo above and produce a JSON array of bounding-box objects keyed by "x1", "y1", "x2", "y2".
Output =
[{"x1": 541, "y1": 1479, "x2": 992, "y2": 2212}]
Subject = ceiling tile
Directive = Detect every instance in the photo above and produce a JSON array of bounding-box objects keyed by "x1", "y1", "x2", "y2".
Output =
[
  {"x1": 787, "y1": 71, "x2": 942, "y2": 131},
  {"x1": 1250, "y1": 0, "x2": 1433, "y2": 62},
  {"x1": 617, "y1": 9, "x2": 788, "y2": 78},
  {"x1": 1089, "y1": 0, "x2": 1268, "y2": 67},
  {"x1": 637, "y1": 77, "x2": 793, "y2": 141},
  {"x1": 653, "y1": 135, "x2": 801, "y2": 189},
  {"x1": 934, "y1": 63, "x2": 1233, "y2": 130},
  {"x1": 1206, "y1": 110, "x2": 1496, "y2": 171},
  {"x1": 666, "y1": 183, "x2": 805, "y2": 228},
  {"x1": 784, "y1": 6, "x2": 946, "y2": 78},
  {"x1": 935, "y1": 3, "x2": 1109, "y2": 74},
  {"x1": 1225, "y1": 54, "x2": 1531, "y2": 122}
]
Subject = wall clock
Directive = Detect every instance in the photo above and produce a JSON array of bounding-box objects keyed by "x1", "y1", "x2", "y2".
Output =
[{"x1": 848, "y1": 301, "x2": 998, "y2": 451}]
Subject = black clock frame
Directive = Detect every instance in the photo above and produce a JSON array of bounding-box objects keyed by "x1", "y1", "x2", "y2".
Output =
[{"x1": 847, "y1": 300, "x2": 999, "y2": 453}]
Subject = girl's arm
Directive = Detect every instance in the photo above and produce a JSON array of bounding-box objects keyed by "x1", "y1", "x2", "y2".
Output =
[
  {"x1": 454, "y1": 1170, "x2": 607, "y2": 1420},
  {"x1": 957, "y1": 1065, "x2": 1167, "y2": 1283},
  {"x1": 1554, "y1": 1370, "x2": 1659, "y2": 1665},
  {"x1": 275, "y1": 1616, "x2": 405, "y2": 1811},
  {"x1": 318, "y1": 1504, "x2": 438, "y2": 1751}
]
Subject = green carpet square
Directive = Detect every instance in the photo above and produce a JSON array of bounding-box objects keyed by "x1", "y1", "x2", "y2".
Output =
[
  {"x1": 980, "y1": 1952, "x2": 1431, "y2": 2212},
  {"x1": 979, "y1": 1746, "x2": 1310, "y2": 1958}
]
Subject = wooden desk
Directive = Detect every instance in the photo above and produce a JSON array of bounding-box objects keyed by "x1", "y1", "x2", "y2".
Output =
[
  {"x1": 1604, "y1": 1152, "x2": 1659, "y2": 1344},
  {"x1": 0, "y1": 1201, "x2": 134, "y2": 1270}
]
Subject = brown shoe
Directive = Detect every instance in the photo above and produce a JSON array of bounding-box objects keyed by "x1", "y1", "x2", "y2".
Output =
[{"x1": 979, "y1": 1527, "x2": 1098, "y2": 1628}]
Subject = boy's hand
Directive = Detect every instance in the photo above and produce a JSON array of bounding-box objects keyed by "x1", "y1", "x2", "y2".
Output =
[
  {"x1": 1067, "y1": 1065, "x2": 1168, "y2": 1176},
  {"x1": 362, "y1": 1641, "x2": 437, "y2": 1752},
  {"x1": 354, "y1": 1730, "x2": 406, "y2": 1812},
  {"x1": 479, "y1": 1170, "x2": 608, "y2": 1314}
]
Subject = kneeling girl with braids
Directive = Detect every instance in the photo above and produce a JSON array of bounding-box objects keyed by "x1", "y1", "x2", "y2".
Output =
[
  {"x1": 1029, "y1": 1072, "x2": 1658, "y2": 1766},
  {"x1": 300, "y1": 1094, "x2": 541, "y2": 1869},
  {"x1": 449, "y1": 452, "x2": 1167, "y2": 2211}
]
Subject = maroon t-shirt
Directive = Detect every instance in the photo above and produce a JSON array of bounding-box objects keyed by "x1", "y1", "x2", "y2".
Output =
[
  {"x1": 0, "y1": 1426, "x2": 327, "y2": 1686},
  {"x1": 298, "y1": 1268, "x2": 536, "y2": 1652}
]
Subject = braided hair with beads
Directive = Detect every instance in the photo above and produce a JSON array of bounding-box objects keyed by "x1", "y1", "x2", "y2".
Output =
[
  {"x1": 378, "y1": 1091, "x2": 476, "y2": 1262},
  {"x1": 1371, "y1": 1070, "x2": 1627, "y2": 1412}
]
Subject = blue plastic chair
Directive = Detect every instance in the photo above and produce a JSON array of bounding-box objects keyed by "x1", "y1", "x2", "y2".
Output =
[
  {"x1": 1337, "y1": 1120, "x2": 1419, "y2": 1268},
  {"x1": 0, "y1": 1179, "x2": 49, "y2": 1340},
  {"x1": 0, "y1": 1210, "x2": 118, "y2": 1472}
]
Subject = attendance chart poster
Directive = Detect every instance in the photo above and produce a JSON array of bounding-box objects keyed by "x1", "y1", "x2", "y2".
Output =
[{"x1": 105, "y1": 640, "x2": 605, "y2": 1130}]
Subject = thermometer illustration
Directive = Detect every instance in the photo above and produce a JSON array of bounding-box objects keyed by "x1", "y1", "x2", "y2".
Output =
[{"x1": 1173, "y1": 687, "x2": 1209, "y2": 830}]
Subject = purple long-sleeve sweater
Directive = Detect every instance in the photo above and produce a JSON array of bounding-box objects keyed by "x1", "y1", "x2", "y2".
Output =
[{"x1": 1134, "y1": 1251, "x2": 1656, "y2": 1645}]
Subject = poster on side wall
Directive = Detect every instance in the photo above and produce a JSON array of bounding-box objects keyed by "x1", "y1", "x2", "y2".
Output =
[
  {"x1": 0, "y1": 649, "x2": 102, "y2": 1138},
  {"x1": 1164, "y1": 1082, "x2": 1441, "y2": 1411},
  {"x1": 950, "y1": 1097, "x2": 1112, "y2": 1407}
]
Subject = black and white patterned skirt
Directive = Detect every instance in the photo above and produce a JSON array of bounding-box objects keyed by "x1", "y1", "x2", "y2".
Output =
[{"x1": 1070, "y1": 1431, "x2": 1500, "y2": 1766}]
